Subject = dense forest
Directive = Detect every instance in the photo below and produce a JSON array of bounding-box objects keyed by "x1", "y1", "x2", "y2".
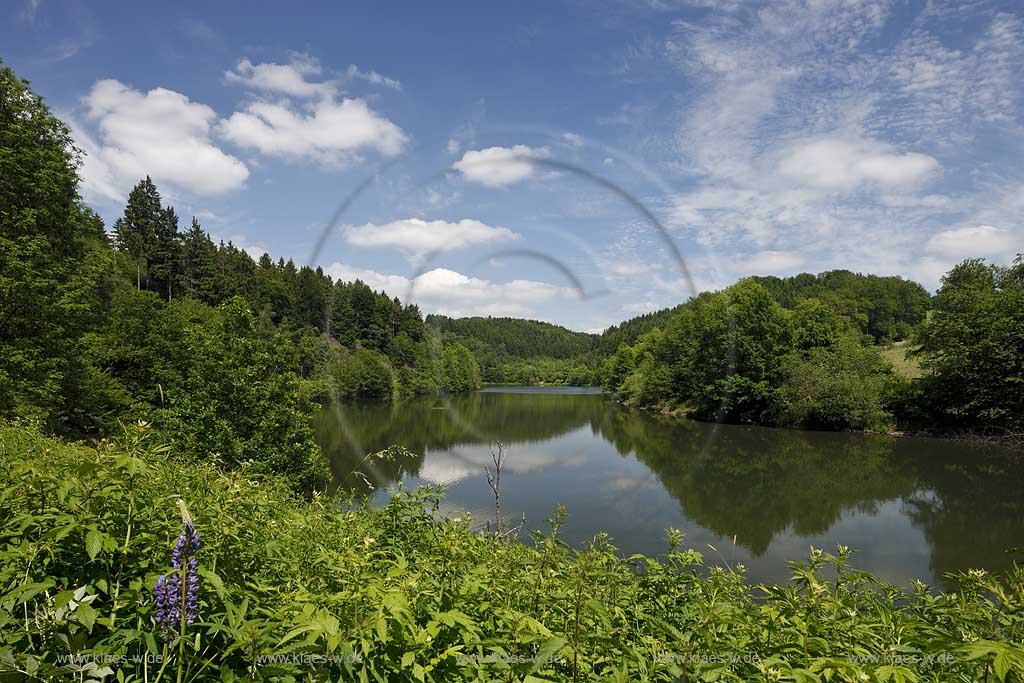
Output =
[
  {"x1": 427, "y1": 263, "x2": 1023, "y2": 437},
  {"x1": 426, "y1": 315, "x2": 602, "y2": 385},
  {"x1": 0, "y1": 64, "x2": 479, "y2": 491},
  {"x1": 598, "y1": 303, "x2": 687, "y2": 353},
  {"x1": 426, "y1": 315, "x2": 598, "y2": 359},
  {"x1": 600, "y1": 265, "x2": 1023, "y2": 434},
  {"x1": 750, "y1": 271, "x2": 931, "y2": 343}
]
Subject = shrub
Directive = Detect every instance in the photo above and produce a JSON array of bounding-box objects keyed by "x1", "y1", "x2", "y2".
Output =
[
  {"x1": 1, "y1": 423, "x2": 1022, "y2": 682},
  {"x1": 774, "y1": 336, "x2": 896, "y2": 431}
]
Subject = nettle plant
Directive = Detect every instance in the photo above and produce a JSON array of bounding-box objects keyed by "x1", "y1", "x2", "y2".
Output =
[{"x1": 1, "y1": 422, "x2": 1023, "y2": 682}]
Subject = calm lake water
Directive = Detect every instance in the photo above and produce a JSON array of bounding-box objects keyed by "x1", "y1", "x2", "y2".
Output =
[{"x1": 314, "y1": 386, "x2": 1023, "y2": 588}]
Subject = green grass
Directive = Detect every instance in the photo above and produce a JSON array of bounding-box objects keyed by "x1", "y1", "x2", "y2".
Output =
[
  {"x1": 1, "y1": 422, "x2": 1022, "y2": 682},
  {"x1": 879, "y1": 341, "x2": 925, "y2": 379}
]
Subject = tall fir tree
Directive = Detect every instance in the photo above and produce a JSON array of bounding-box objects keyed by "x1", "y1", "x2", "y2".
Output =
[
  {"x1": 150, "y1": 205, "x2": 181, "y2": 300},
  {"x1": 113, "y1": 177, "x2": 162, "y2": 290},
  {"x1": 296, "y1": 266, "x2": 329, "y2": 332},
  {"x1": 179, "y1": 218, "x2": 219, "y2": 304}
]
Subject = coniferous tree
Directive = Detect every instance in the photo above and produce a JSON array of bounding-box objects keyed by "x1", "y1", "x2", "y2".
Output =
[
  {"x1": 400, "y1": 304, "x2": 425, "y2": 341},
  {"x1": 276, "y1": 258, "x2": 299, "y2": 324},
  {"x1": 150, "y1": 205, "x2": 181, "y2": 300},
  {"x1": 331, "y1": 282, "x2": 356, "y2": 346},
  {"x1": 258, "y1": 254, "x2": 294, "y2": 323},
  {"x1": 179, "y1": 218, "x2": 219, "y2": 304},
  {"x1": 296, "y1": 266, "x2": 329, "y2": 331},
  {"x1": 113, "y1": 177, "x2": 162, "y2": 290},
  {"x1": 220, "y1": 242, "x2": 257, "y2": 303}
]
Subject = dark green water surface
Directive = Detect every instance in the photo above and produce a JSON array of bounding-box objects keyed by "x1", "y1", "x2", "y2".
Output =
[{"x1": 314, "y1": 386, "x2": 1023, "y2": 588}]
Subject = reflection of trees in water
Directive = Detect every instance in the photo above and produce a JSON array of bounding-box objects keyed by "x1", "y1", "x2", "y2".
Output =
[
  {"x1": 314, "y1": 401, "x2": 424, "y2": 495},
  {"x1": 314, "y1": 391, "x2": 606, "y2": 492},
  {"x1": 316, "y1": 391, "x2": 1024, "y2": 583},
  {"x1": 900, "y1": 444, "x2": 1024, "y2": 582},
  {"x1": 593, "y1": 408, "x2": 914, "y2": 555}
]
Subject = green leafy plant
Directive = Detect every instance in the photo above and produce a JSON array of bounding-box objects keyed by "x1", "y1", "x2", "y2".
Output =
[{"x1": 2, "y1": 423, "x2": 1022, "y2": 682}]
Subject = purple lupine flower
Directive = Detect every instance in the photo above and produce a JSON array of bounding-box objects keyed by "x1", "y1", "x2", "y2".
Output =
[{"x1": 153, "y1": 499, "x2": 201, "y2": 644}]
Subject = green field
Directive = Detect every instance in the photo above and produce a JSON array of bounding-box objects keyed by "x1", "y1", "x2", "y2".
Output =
[{"x1": 879, "y1": 341, "x2": 925, "y2": 379}]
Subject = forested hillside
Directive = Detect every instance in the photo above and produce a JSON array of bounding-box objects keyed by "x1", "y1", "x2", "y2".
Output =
[
  {"x1": 426, "y1": 315, "x2": 598, "y2": 358},
  {"x1": 0, "y1": 64, "x2": 479, "y2": 491},
  {"x1": 422, "y1": 263, "x2": 1020, "y2": 437},
  {"x1": 750, "y1": 271, "x2": 931, "y2": 342},
  {"x1": 427, "y1": 315, "x2": 602, "y2": 384},
  {"x1": 598, "y1": 304, "x2": 687, "y2": 353},
  {"x1": 438, "y1": 268, "x2": 933, "y2": 398},
  {"x1": 599, "y1": 269, "x2": 930, "y2": 354},
  {"x1": 600, "y1": 264, "x2": 1023, "y2": 434}
]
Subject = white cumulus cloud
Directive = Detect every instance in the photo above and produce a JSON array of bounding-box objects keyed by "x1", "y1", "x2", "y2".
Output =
[
  {"x1": 220, "y1": 97, "x2": 407, "y2": 165},
  {"x1": 344, "y1": 218, "x2": 518, "y2": 252},
  {"x1": 322, "y1": 263, "x2": 574, "y2": 318},
  {"x1": 225, "y1": 53, "x2": 334, "y2": 98},
  {"x1": 926, "y1": 225, "x2": 1018, "y2": 260},
  {"x1": 777, "y1": 138, "x2": 939, "y2": 192},
  {"x1": 452, "y1": 145, "x2": 551, "y2": 187},
  {"x1": 741, "y1": 250, "x2": 806, "y2": 273},
  {"x1": 78, "y1": 79, "x2": 249, "y2": 199}
]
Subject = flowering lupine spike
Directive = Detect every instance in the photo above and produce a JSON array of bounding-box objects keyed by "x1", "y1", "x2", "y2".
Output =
[
  {"x1": 153, "y1": 498, "x2": 201, "y2": 644},
  {"x1": 176, "y1": 498, "x2": 194, "y2": 529}
]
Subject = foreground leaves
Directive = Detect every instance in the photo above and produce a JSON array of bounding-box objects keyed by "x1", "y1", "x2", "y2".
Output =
[{"x1": 0, "y1": 423, "x2": 1022, "y2": 682}]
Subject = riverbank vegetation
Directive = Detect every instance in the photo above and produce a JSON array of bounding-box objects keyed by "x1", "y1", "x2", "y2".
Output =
[
  {"x1": 425, "y1": 264, "x2": 1023, "y2": 438},
  {"x1": 2, "y1": 423, "x2": 1023, "y2": 682},
  {"x1": 600, "y1": 264, "x2": 1023, "y2": 436},
  {"x1": 598, "y1": 277, "x2": 915, "y2": 431},
  {"x1": 914, "y1": 259, "x2": 1024, "y2": 433}
]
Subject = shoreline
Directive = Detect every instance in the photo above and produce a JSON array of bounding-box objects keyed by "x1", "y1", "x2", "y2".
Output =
[{"x1": 595, "y1": 391, "x2": 1024, "y2": 450}]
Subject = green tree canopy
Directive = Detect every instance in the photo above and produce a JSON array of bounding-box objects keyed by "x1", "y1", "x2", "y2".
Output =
[
  {"x1": 915, "y1": 258, "x2": 1024, "y2": 431},
  {"x1": 1, "y1": 62, "x2": 118, "y2": 427}
]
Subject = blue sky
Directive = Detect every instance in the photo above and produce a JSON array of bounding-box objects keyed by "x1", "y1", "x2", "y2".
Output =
[{"x1": 3, "y1": 0, "x2": 1022, "y2": 331}]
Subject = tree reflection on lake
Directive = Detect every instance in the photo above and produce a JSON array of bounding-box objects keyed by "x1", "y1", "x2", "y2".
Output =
[{"x1": 315, "y1": 387, "x2": 1024, "y2": 587}]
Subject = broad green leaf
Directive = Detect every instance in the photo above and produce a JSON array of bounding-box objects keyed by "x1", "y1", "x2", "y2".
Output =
[
  {"x1": 86, "y1": 529, "x2": 103, "y2": 561},
  {"x1": 76, "y1": 603, "x2": 98, "y2": 631}
]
